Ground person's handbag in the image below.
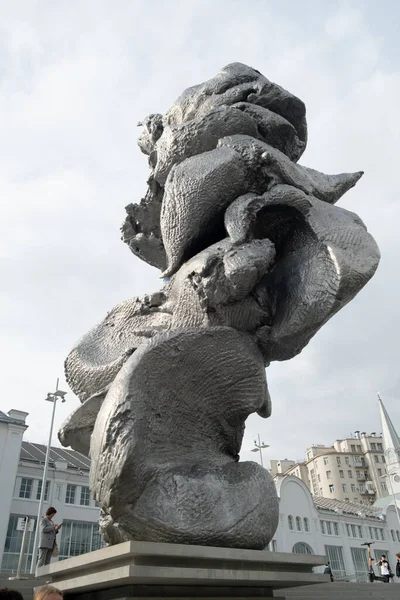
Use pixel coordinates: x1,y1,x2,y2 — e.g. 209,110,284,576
52,543,60,557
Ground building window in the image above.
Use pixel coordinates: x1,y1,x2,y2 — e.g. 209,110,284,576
358,525,363,538
351,524,357,537
336,457,341,466
325,545,346,578
0,514,38,573
324,458,329,465
58,520,105,560
356,471,362,480
350,547,369,582
348,470,353,478
371,443,376,450
19,478,33,499
304,518,309,532
333,522,339,536
36,481,50,502
329,484,334,493
374,455,379,463
326,521,332,535
342,484,347,492
296,516,302,531
379,528,384,540
292,542,313,555
80,486,90,506
391,530,396,542
345,457,350,466
326,471,332,479
377,443,383,451
378,468,382,476
345,497,349,502
351,445,356,452
397,531,400,542
369,527,374,539
381,482,387,491
350,484,355,492
382,456,385,463
339,470,344,478
346,523,351,536
357,445,361,452
65,484,76,504
321,521,326,534
288,515,294,530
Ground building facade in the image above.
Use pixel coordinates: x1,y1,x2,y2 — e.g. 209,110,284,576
270,475,400,583
275,433,388,504
0,410,103,574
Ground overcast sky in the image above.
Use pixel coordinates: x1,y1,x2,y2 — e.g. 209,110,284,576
1,0,399,468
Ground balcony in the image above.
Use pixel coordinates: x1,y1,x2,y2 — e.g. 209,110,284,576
360,485,375,495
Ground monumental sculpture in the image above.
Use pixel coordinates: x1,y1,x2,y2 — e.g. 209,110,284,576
59,63,380,549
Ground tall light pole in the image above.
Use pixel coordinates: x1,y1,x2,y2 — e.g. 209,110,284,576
30,379,67,574
251,434,269,467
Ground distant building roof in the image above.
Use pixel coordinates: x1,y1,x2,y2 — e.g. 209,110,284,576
0,410,28,427
373,493,400,511
313,495,382,520
20,441,90,472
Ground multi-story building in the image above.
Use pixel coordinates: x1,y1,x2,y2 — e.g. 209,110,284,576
0,409,103,574
276,433,388,504
273,396,400,507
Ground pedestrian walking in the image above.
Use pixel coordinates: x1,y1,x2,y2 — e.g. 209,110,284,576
323,561,334,582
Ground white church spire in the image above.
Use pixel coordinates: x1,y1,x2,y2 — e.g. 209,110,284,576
378,393,400,497
378,393,400,461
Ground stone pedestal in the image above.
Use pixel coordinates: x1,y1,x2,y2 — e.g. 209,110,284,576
36,541,328,599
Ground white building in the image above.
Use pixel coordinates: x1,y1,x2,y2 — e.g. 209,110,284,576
373,396,400,513
270,475,400,582
273,433,388,504
0,410,102,574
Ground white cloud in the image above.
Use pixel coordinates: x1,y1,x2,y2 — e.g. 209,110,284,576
1,1,399,466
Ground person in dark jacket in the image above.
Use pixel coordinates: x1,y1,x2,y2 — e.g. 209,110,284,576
324,562,334,582
0,590,24,600
37,507,62,568
396,553,400,578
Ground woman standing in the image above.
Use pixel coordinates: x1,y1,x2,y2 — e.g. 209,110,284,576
37,507,62,568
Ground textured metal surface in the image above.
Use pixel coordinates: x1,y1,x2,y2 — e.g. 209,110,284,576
60,63,380,549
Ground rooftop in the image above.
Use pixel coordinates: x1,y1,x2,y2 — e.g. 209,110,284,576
20,441,90,472
313,495,382,520
0,410,28,427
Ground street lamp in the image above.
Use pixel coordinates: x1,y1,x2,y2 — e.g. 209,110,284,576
251,434,269,467
30,379,67,574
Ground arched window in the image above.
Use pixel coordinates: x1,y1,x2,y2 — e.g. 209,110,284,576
292,542,313,555
397,530,400,542
304,517,309,532
296,516,302,531
288,515,294,530
391,529,396,541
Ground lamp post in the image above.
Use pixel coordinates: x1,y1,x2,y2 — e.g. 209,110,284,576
251,434,269,467
30,379,67,574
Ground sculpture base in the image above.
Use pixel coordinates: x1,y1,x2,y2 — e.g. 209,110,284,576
36,541,327,599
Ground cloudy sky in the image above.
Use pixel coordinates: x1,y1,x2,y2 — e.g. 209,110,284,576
1,0,399,468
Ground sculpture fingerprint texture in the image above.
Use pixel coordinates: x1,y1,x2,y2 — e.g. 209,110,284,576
60,63,380,549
